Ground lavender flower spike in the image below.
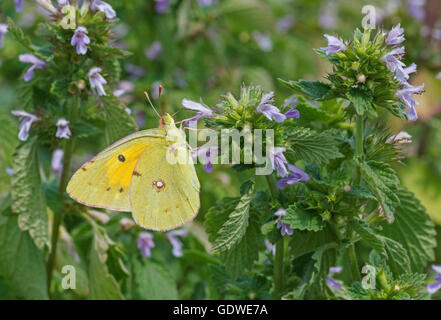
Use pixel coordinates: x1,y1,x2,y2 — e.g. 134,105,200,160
0,24,8,48
71,26,90,55
56,118,72,139
137,232,155,258
386,24,405,46
395,83,425,121
321,34,347,55
256,92,286,123
88,67,107,96
182,98,214,124
427,265,441,294
275,208,293,237
166,229,188,258
11,110,40,141
276,164,309,190
91,0,116,19
19,54,46,82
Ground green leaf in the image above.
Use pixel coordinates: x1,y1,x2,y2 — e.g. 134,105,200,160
289,226,337,257
88,219,124,300
356,160,400,222
103,96,138,144
282,204,324,231
294,96,330,124
50,79,70,101
346,87,373,115
212,180,255,253
378,235,411,275
279,79,333,100
133,258,178,299
379,187,436,272
11,138,49,250
0,204,48,299
284,127,343,165
90,44,132,58
351,219,385,253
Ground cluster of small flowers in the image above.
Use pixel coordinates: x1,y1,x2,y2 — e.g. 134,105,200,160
137,229,188,258
321,24,424,121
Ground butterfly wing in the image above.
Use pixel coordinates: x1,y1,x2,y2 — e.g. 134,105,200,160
66,129,166,211
130,139,200,231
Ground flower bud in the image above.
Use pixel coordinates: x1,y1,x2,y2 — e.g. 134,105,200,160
357,74,366,83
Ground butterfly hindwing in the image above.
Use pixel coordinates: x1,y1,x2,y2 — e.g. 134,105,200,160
130,139,200,231
67,129,166,211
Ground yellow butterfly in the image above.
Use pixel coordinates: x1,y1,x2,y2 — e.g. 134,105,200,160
66,113,200,231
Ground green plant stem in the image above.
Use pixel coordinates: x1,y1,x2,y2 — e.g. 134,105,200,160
46,97,79,296
265,175,285,298
347,114,364,282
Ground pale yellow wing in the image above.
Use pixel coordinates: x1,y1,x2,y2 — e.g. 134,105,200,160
66,129,165,211
130,141,200,231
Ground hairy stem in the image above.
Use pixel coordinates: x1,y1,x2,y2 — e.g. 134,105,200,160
265,175,284,298
46,97,79,296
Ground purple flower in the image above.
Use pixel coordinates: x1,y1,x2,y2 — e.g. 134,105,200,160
0,24,8,48
252,31,273,52
125,63,146,79
269,147,289,177
197,0,212,7
51,149,64,174
88,67,107,96
155,0,170,13
329,266,343,274
145,41,163,60
395,83,425,121
182,98,215,125
407,0,425,21
395,63,417,84
276,15,294,33
256,92,286,123
19,54,46,82
113,81,134,97
137,232,155,258
276,164,309,190
382,47,405,71
193,145,218,173
321,34,346,55
71,26,90,55
56,118,72,139
427,265,441,294
5,168,14,176
326,277,342,291
265,239,275,255
318,1,337,30
166,229,188,258
275,208,293,237
386,24,405,46
58,0,69,5
11,110,40,141
91,0,116,19
15,0,23,12
284,96,300,118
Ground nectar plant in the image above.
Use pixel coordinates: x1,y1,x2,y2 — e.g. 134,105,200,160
201,25,437,299
5,0,135,298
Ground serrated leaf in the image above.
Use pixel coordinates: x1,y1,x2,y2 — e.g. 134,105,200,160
279,79,333,100
378,235,411,275
294,96,330,124
289,226,337,257
351,219,385,253
284,127,343,165
0,204,48,299
90,43,132,58
133,258,178,299
356,160,400,222
212,180,255,253
50,79,70,100
103,96,137,144
11,138,49,250
88,219,124,300
282,204,324,231
346,87,373,116
379,187,436,272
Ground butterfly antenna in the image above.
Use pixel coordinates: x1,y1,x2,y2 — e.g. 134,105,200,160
158,85,164,116
143,91,161,119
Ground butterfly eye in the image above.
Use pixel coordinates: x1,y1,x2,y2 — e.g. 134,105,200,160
118,154,125,162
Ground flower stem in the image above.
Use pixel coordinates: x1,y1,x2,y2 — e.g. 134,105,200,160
264,175,284,298
46,97,79,297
